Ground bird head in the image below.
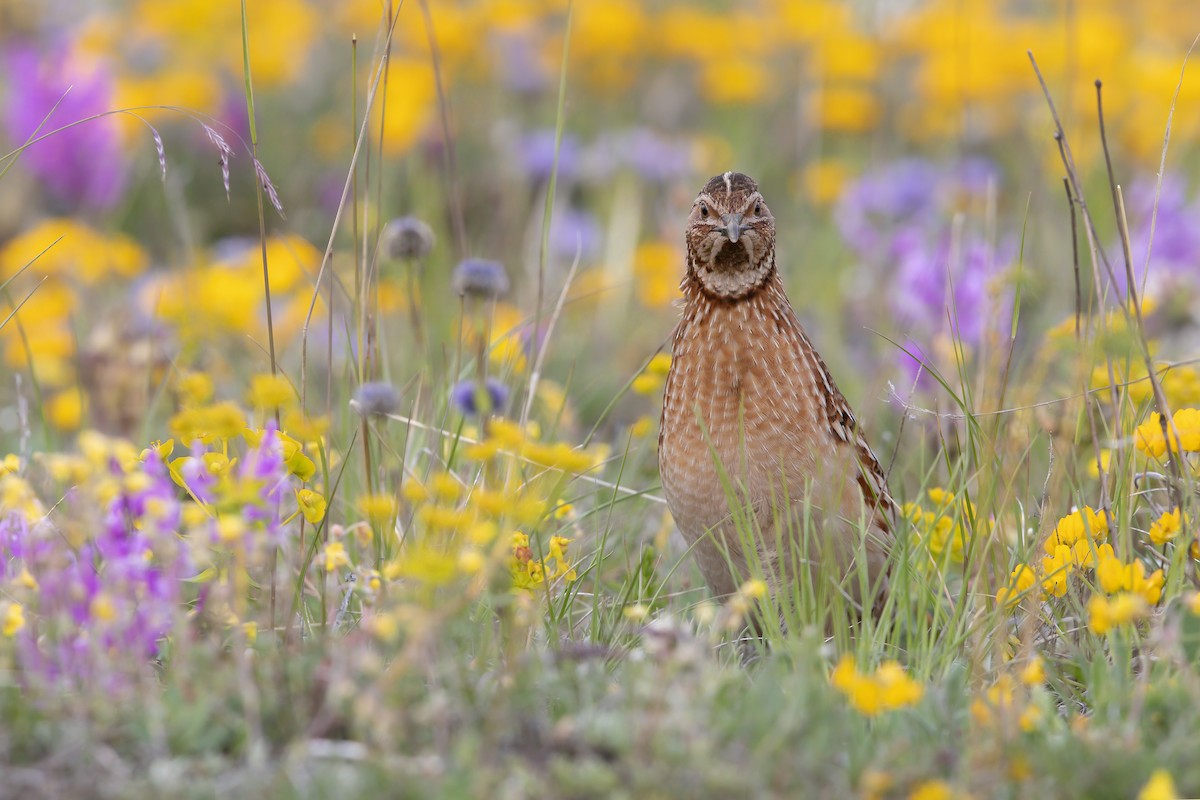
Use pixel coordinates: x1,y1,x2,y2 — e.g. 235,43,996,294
685,171,776,300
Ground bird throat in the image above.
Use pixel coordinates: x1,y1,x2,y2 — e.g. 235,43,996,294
688,242,773,301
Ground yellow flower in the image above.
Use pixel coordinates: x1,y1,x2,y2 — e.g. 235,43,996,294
548,535,571,563
401,479,430,503
909,780,954,800
633,241,683,309
1171,408,1200,451
876,661,924,708
738,578,768,600
0,218,147,283
246,373,294,409
170,402,246,444
1088,592,1149,635
808,86,881,133
91,594,117,622
417,505,472,530
1045,506,1108,553
1189,592,1200,617
699,56,770,104
630,416,654,438
217,516,246,543
996,564,1037,608
1138,769,1178,800
2,603,25,637
1019,657,1045,686
322,541,351,573
801,158,852,206
0,454,21,477
46,391,85,430
1096,546,1164,604
176,372,215,405
487,419,526,449
632,373,665,395
645,353,672,376
458,549,486,575
1135,413,1167,458
1087,449,1112,479
623,604,649,621
464,439,502,461
520,441,594,473
971,674,1041,732
1040,545,1074,598
927,487,954,506
428,472,462,502
831,655,922,716
1148,508,1182,546
296,489,327,524
357,494,397,523
14,568,38,591
281,409,329,443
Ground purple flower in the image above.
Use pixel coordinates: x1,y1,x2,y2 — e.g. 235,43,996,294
617,128,693,183
891,234,1008,346
549,208,602,263
588,128,693,184
353,382,402,417
518,129,580,182
453,258,510,299
1114,176,1200,295
450,378,510,417
835,158,943,258
493,31,549,95
3,44,128,211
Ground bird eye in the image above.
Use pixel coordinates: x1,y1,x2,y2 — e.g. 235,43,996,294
699,202,708,218
754,202,762,215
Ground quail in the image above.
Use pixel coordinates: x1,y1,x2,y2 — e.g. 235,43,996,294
658,172,897,615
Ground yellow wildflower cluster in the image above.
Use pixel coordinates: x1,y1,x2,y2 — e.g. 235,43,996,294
484,304,532,373
0,219,149,412
509,531,576,590
633,242,684,310
1138,770,1179,800
1147,508,1182,546
1088,593,1149,636
2,603,25,638
1091,362,1200,410
1135,409,1200,458
149,235,324,347
970,674,1042,733
830,655,923,716
470,418,601,475
996,506,1110,605
902,487,973,563
632,353,672,396
1095,545,1164,605
393,419,592,593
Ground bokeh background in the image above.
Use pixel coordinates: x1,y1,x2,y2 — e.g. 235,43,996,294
3,0,1200,442
5,3,1200,797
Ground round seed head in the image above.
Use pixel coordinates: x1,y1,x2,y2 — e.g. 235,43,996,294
452,258,509,299
450,378,510,417
352,382,401,417
383,216,435,261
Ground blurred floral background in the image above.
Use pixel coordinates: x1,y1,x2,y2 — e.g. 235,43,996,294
3,1,1200,797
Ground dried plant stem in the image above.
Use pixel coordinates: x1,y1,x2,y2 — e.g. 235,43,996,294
239,0,283,636
1029,52,1185,513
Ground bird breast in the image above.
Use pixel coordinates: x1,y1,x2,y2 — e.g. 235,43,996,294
659,281,850,543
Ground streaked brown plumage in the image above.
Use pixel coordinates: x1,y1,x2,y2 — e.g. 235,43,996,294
658,172,896,612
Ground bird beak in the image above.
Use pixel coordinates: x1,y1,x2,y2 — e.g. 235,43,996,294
721,213,745,244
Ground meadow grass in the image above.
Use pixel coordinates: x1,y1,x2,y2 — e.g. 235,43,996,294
2,3,1200,799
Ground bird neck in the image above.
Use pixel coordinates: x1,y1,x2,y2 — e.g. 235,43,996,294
680,261,786,309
